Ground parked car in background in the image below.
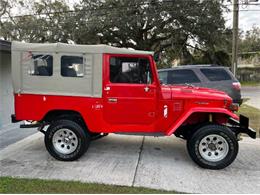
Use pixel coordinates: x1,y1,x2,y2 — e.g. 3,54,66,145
158,65,242,104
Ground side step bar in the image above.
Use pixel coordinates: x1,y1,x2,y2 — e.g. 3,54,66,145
91,133,108,141
20,121,47,135
20,123,43,128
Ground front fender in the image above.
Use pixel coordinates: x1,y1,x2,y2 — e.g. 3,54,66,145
166,107,239,136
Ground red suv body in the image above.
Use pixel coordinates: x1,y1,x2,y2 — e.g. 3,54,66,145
11,42,256,169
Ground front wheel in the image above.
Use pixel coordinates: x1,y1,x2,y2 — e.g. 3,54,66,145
187,124,238,169
45,119,90,161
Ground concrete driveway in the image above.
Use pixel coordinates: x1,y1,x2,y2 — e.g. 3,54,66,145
0,125,36,150
0,133,260,193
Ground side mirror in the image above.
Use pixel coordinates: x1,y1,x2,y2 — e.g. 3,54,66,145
153,52,161,62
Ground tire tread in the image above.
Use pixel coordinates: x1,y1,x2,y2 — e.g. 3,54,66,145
187,124,238,169
44,119,90,161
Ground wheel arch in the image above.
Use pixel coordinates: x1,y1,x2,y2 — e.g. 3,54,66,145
167,107,239,136
42,109,90,132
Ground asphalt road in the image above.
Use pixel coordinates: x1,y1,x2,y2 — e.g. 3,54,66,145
0,133,259,193
242,86,260,109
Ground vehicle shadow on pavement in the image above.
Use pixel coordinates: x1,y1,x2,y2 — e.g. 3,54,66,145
0,133,259,193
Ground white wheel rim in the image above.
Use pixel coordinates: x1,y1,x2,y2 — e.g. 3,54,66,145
198,134,229,162
52,128,78,155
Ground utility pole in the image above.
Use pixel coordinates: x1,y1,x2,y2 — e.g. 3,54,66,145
231,0,239,77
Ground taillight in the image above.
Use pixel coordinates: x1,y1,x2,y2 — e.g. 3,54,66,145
229,103,239,111
232,82,241,91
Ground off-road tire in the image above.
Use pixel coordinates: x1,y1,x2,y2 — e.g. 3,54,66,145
187,124,238,169
45,119,90,161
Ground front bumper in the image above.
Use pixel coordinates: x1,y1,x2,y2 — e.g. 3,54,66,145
229,114,256,139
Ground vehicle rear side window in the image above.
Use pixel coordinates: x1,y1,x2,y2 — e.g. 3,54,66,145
110,57,153,84
158,71,168,84
200,68,231,81
61,56,84,77
168,69,200,84
26,54,53,76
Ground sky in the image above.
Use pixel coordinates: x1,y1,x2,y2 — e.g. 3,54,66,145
224,3,260,32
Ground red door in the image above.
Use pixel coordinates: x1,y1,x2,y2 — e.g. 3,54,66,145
103,54,158,128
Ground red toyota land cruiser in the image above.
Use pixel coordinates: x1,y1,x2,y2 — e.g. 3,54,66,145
11,41,256,169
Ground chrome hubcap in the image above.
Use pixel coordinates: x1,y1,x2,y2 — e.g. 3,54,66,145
52,129,78,154
198,134,229,162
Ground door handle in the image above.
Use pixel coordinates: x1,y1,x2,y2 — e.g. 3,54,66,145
108,98,117,103
104,86,111,91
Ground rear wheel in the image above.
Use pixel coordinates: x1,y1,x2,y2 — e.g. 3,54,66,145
45,119,90,161
187,124,238,169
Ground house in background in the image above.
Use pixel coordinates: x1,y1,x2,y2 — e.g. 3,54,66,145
0,40,13,129
237,51,260,82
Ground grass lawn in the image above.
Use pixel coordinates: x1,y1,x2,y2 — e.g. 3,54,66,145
237,104,260,137
0,177,177,194
241,81,260,87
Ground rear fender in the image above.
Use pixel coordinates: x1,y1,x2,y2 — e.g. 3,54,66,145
166,107,239,136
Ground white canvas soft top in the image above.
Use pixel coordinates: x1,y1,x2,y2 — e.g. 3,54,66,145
11,41,154,97
12,41,154,55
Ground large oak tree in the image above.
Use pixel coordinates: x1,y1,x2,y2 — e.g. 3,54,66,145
0,0,230,65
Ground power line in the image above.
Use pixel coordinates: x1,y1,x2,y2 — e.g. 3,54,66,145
235,9,260,11
0,9,234,22
1,4,259,20
0,0,227,29
0,5,258,32
1,1,258,34
0,0,225,19
0,3,224,45
235,3,260,5
1,2,254,31
1,9,223,29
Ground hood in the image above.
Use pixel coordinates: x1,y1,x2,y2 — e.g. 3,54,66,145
161,85,232,102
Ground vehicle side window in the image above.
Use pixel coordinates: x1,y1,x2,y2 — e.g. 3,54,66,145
61,56,84,77
200,68,231,81
110,57,153,84
158,71,168,84
168,69,200,84
28,54,53,76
